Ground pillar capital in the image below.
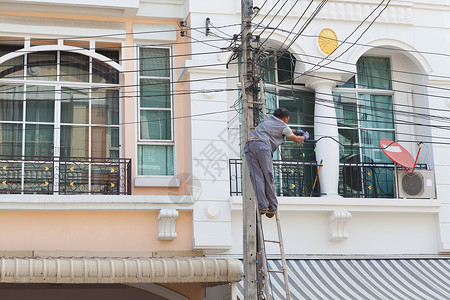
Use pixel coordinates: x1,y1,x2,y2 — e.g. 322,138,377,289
305,77,339,91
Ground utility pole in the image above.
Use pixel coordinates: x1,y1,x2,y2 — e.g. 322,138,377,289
241,0,260,299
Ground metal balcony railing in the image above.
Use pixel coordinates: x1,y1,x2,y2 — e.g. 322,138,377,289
230,159,428,198
229,159,321,197
339,162,427,198
0,156,131,195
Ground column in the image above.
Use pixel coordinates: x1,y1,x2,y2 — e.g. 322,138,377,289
307,78,340,197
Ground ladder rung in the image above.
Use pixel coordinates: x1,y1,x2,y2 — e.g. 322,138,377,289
268,270,284,273
264,239,280,244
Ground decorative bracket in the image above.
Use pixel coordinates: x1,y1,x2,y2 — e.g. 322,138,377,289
329,210,351,241
158,209,179,240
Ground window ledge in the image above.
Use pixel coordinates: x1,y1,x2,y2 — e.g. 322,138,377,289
230,196,440,213
135,176,180,187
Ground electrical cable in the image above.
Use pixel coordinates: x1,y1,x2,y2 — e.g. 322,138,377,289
263,85,450,132
260,43,450,81
256,0,329,82
0,23,242,44
301,0,391,76
255,0,315,62
253,0,304,53
252,0,286,38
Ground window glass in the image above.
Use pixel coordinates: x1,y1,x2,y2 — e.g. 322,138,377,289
60,125,88,157
258,52,276,84
338,128,359,163
96,48,120,63
337,76,355,88
140,110,171,140
61,87,89,124
92,59,119,84
0,85,23,121
26,85,55,122
0,56,24,79
336,56,395,198
334,93,357,127
361,130,395,163
138,145,174,175
91,88,119,125
138,47,174,176
357,57,391,89
139,48,170,77
60,52,89,83
359,94,394,129
91,126,118,158
27,51,57,81
278,90,314,126
277,52,296,84
140,79,171,108
0,123,22,156
25,124,54,156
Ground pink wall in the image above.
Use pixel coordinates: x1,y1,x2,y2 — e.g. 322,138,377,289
0,211,193,252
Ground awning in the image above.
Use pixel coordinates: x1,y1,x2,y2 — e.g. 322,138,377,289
0,257,241,284
237,258,450,300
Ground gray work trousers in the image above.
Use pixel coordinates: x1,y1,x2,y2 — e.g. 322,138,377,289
244,140,278,210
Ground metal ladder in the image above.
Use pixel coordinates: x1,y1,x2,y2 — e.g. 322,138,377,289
256,210,291,300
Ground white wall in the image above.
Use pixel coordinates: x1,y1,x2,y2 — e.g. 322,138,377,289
187,0,450,255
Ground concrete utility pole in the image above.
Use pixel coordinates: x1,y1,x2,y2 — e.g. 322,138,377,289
241,0,260,299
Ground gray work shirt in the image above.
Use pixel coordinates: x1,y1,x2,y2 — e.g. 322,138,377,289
249,115,293,152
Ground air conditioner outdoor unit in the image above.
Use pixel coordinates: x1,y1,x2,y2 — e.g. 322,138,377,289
397,169,436,199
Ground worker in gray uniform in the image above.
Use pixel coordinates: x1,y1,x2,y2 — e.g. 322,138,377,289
244,108,308,218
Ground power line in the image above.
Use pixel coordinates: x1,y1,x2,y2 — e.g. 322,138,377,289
255,0,315,61
301,0,391,76
0,23,242,44
256,0,329,82
261,44,450,81
253,0,301,49
264,88,450,133
263,81,450,127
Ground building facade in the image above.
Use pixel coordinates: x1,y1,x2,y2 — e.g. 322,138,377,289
0,0,241,299
1,0,450,299
184,0,450,299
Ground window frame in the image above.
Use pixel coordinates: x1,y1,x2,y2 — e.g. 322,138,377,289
136,45,175,177
334,56,396,164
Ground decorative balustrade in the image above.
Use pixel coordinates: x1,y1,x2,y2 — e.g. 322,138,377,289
0,156,131,195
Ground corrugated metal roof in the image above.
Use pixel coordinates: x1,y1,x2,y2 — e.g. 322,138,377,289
0,257,241,284
237,258,450,300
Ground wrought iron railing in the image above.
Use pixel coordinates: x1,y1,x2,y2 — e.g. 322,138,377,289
0,156,131,195
339,162,428,198
229,159,321,197
230,159,428,198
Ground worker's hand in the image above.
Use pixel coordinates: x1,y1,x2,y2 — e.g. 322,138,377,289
295,130,309,140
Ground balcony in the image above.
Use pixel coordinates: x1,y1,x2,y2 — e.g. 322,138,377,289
229,159,428,198
339,161,427,198
229,159,321,197
0,156,131,195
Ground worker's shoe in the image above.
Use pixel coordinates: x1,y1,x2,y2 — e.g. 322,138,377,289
265,208,276,218
259,208,270,215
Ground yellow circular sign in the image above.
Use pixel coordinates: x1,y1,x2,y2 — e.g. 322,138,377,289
318,28,338,55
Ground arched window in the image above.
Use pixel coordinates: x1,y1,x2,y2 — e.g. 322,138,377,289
256,50,317,196
334,56,395,197
0,46,120,159
0,41,124,194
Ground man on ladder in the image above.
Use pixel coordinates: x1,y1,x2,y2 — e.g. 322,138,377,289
244,108,309,218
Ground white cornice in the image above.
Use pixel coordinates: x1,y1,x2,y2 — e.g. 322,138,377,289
231,196,441,213
0,195,194,210
253,0,418,24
